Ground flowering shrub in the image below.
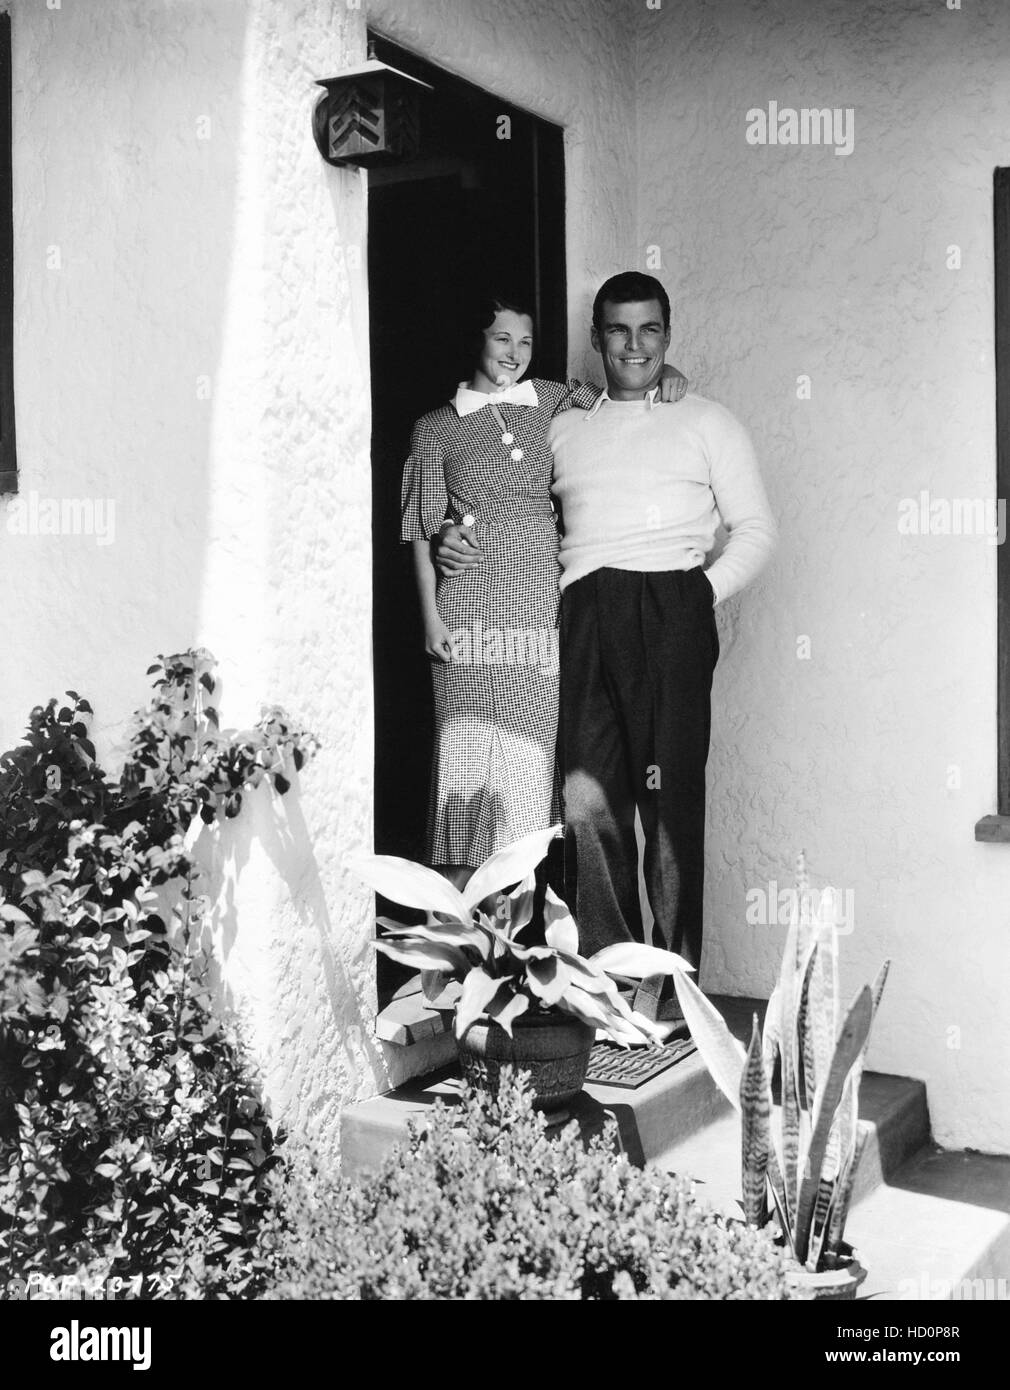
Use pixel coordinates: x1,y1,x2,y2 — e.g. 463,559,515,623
0,651,317,1297
253,1070,796,1301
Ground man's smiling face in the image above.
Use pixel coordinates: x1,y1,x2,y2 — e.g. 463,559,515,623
591,298,672,400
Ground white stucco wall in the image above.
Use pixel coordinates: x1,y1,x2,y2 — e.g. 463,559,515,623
636,0,1010,1151
2,0,382,1145
6,0,1008,1155
1,0,637,1150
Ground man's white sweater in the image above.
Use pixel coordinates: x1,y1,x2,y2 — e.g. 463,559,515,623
548,390,777,602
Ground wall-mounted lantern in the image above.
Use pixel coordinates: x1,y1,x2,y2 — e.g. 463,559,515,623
312,49,433,170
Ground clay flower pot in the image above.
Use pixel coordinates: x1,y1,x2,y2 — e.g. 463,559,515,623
786,1244,868,1301
456,1011,595,1114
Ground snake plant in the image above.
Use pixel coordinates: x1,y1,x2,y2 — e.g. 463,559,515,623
672,855,889,1272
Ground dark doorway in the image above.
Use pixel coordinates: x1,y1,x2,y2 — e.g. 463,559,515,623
367,36,567,997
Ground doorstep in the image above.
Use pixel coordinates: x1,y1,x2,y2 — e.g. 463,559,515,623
341,993,757,1179
343,992,1010,1301
342,994,925,1182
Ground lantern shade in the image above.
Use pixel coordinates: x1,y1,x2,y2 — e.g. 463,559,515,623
313,60,432,169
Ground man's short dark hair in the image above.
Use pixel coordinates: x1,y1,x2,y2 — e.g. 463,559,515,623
592,272,670,334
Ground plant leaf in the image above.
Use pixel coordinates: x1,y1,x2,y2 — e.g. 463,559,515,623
741,1016,771,1227
809,1073,854,1266
348,852,469,919
811,912,838,1099
557,989,653,1045
504,873,536,935
826,1121,870,1255
373,937,471,975
761,982,782,1090
794,984,874,1265
870,958,890,1019
557,955,624,998
485,988,530,1036
812,959,888,1263
455,969,510,1040
543,886,578,954
460,825,559,912
525,953,571,1007
376,915,490,959
420,969,447,1005
591,942,695,979
671,970,745,1107
780,900,822,1221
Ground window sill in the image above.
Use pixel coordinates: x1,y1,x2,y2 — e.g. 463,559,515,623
974,815,1010,843
374,976,453,1046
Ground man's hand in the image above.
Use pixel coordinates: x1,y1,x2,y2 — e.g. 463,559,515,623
658,364,689,403
424,617,455,662
435,523,483,576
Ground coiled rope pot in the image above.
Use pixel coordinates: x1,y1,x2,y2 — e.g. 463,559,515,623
456,1011,596,1119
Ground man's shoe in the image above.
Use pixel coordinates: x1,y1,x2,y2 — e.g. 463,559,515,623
632,977,685,1025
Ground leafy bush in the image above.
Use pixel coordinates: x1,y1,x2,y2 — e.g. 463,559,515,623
0,651,797,1301
0,651,317,1297
253,1070,797,1301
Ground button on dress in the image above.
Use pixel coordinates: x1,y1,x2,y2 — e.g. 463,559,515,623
401,377,600,868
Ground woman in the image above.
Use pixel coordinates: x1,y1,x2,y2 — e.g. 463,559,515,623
401,296,684,889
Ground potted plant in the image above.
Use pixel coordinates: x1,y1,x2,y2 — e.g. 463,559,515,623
668,858,890,1299
349,826,691,1113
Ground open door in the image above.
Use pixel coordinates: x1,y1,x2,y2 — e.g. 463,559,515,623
367,35,566,1001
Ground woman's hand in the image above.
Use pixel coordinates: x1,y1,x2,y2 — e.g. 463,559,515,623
424,617,455,663
658,364,689,403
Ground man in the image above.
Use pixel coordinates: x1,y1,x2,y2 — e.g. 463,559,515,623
440,272,776,1029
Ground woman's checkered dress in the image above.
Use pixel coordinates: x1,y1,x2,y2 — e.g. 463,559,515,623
401,378,600,868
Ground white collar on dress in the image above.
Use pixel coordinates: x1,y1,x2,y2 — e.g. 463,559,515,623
453,379,539,417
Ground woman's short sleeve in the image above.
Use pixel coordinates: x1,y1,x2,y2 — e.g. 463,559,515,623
400,416,449,542
551,378,603,415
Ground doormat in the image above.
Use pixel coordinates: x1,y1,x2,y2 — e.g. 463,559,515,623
585,1035,697,1089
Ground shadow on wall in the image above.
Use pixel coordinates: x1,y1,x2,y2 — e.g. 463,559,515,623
1,0,249,759
198,776,388,1108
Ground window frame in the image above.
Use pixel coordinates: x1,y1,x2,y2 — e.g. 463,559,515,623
0,11,15,496
975,168,1010,840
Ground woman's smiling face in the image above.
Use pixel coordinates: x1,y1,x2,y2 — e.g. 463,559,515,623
471,310,534,393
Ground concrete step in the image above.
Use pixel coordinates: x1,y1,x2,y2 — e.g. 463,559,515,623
341,993,743,1177
846,1147,1010,1300
341,992,1010,1298
653,1070,930,1213
341,994,927,1185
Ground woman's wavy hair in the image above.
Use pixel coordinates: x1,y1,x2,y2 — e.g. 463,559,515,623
468,293,536,356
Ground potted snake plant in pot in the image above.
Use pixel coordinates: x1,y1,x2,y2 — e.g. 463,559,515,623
669,857,890,1300
349,825,692,1114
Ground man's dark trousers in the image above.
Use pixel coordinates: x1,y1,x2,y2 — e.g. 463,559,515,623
559,566,719,1011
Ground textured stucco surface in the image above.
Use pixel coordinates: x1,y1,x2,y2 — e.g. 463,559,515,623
1,0,638,1151
5,0,1009,1155
636,0,1010,1151
2,0,383,1145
